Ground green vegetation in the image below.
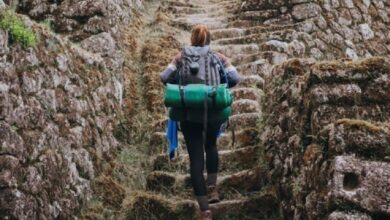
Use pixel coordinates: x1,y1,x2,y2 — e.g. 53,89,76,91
40,19,54,31
0,9,37,48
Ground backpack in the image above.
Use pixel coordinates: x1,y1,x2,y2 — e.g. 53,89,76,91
164,46,232,123
177,46,224,86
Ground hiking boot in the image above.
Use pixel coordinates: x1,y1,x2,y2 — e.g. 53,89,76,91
199,210,212,220
208,185,220,203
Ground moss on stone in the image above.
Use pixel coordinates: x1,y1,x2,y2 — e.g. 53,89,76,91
336,118,383,133
350,57,390,74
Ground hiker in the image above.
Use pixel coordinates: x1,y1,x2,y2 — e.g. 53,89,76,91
160,24,240,220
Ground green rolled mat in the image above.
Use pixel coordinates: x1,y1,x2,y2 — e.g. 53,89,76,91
164,83,233,109
169,107,231,123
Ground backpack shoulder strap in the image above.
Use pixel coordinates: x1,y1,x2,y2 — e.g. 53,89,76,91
213,53,228,85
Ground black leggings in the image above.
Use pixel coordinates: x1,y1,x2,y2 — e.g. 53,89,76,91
181,121,220,196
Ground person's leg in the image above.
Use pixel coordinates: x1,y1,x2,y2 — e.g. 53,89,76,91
181,121,209,211
205,123,221,187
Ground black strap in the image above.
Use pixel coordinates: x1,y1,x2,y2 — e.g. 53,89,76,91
202,55,210,150
179,85,186,108
178,51,187,120
215,55,229,85
203,91,208,151
209,85,217,108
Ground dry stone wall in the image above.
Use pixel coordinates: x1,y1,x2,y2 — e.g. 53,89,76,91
262,58,390,219
240,0,390,60
5,0,143,41
238,1,390,219
0,1,142,218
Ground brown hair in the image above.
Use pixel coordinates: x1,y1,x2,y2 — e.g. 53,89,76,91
191,24,211,46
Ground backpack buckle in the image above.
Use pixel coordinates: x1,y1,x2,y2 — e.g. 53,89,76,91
189,62,200,75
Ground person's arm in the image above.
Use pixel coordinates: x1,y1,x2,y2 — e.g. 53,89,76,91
160,53,181,85
215,52,241,88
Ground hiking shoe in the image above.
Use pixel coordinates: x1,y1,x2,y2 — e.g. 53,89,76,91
199,210,212,220
208,185,220,203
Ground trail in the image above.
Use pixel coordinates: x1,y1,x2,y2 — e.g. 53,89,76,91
127,0,293,219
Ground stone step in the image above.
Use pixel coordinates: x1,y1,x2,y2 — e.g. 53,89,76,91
163,0,239,9
215,28,295,45
231,50,288,66
162,1,198,8
239,9,280,21
165,5,207,15
172,7,230,17
146,167,264,197
231,52,286,66
128,190,279,220
229,19,265,28
231,87,263,101
214,33,265,45
152,145,260,173
244,23,299,35
217,128,260,149
172,19,228,31
173,16,229,30
235,58,273,77
212,44,259,58
231,99,261,115
231,53,262,65
211,28,246,40
149,131,185,154
210,191,279,219
229,113,262,130
237,75,265,89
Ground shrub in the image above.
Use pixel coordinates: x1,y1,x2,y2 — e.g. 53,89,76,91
0,9,37,48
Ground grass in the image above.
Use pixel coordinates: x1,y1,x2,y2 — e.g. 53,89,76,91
0,9,37,48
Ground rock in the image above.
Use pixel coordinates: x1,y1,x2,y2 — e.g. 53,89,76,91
364,74,390,103
288,40,306,57
345,48,358,60
329,156,390,215
308,84,362,107
359,23,375,40
80,32,116,55
56,54,68,72
291,3,322,21
341,0,355,8
0,29,8,54
328,211,372,220
310,47,324,59
362,0,371,7
265,40,288,52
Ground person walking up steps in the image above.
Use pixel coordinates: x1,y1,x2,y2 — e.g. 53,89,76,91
160,24,241,220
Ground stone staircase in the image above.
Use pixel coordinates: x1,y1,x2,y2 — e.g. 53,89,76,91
126,0,296,219
124,0,390,219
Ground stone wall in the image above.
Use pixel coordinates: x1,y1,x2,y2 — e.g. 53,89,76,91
238,2,390,217
240,0,390,60
261,57,390,219
0,1,142,218
5,0,143,41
